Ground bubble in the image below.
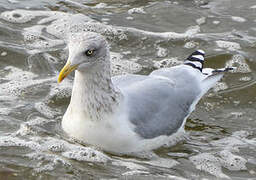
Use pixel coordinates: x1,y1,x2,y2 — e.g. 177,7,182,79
46,14,127,41
218,150,247,171
110,52,142,75
190,131,256,178
128,7,146,15
184,41,198,49
225,54,251,73
156,46,168,58
229,112,243,118
1,10,128,51
46,84,72,104
216,40,241,51
0,136,41,150
213,82,228,92
190,153,230,179
0,9,34,23
153,57,182,69
62,147,110,163
239,76,251,82
0,66,55,97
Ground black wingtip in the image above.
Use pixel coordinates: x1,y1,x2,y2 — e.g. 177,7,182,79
191,49,205,57
184,49,205,72
212,67,236,73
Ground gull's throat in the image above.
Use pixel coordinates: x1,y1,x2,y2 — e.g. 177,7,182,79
69,62,122,121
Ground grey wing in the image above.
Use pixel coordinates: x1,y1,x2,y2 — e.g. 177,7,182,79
113,67,202,139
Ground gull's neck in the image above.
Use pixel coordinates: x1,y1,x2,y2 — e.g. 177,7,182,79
69,60,122,121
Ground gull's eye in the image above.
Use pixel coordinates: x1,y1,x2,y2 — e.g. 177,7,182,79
85,49,95,56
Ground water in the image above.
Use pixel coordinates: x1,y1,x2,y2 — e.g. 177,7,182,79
0,0,256,179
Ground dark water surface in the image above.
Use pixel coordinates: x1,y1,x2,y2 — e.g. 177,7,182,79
0,0,256,179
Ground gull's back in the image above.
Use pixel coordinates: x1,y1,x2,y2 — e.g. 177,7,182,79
112,50,232,139
113,65,201,139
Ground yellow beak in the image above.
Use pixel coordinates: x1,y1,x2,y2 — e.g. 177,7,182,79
58,60,78,83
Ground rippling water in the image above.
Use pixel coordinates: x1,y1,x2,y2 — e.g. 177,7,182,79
0,0,256,179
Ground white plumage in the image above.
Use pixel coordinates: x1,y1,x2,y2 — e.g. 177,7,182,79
58,32,233,153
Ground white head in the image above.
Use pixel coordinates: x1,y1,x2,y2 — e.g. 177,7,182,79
58,32,109,83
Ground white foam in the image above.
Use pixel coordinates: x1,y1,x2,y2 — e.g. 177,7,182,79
128,7,146,15
216,40,241,51
34,102,61,119
1,9,128,52
190,153,230,179
153,57,182,69
112,160,147,171
231,16,246,23
185,25,201,37
16,116,54,136
156,46,168,58
213,82,228,92
110,52,142,75
1,51,7,56
212,20,220,25
93,3,108,9
218,150,247,171
0,136,41,150
0,66,55,97
196,17,206,25
225,54,251,73
126,16,134,20
190,130,256,178
62,148,110,163
239,76,252,81
210,131,256,151
124,25,198,40
167,175,187,180
0,9,35,23
229,112,243,118
3,66,37,80
122,170,149,176
146,157,179,169
167,152,189,158
46,83,72,104
46,14,126,41
184,41,198,49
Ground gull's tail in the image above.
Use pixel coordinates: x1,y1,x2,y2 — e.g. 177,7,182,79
184,49,205,72
184,49,235,95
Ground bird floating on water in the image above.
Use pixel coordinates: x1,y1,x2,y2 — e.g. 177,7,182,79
58,32,233,153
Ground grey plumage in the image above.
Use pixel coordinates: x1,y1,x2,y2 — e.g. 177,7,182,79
59,32,234,153
113,67,201,139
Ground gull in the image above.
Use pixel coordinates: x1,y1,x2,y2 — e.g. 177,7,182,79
58,32,233,154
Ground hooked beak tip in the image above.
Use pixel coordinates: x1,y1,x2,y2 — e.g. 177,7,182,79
58,61,77,83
